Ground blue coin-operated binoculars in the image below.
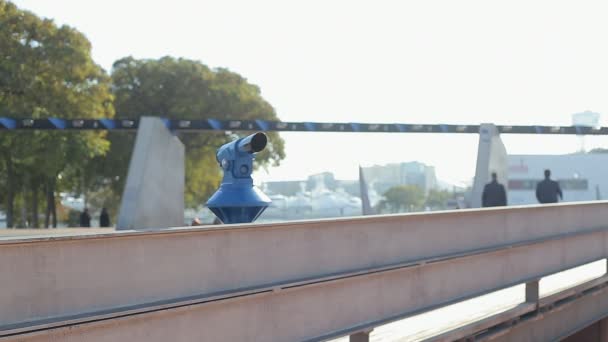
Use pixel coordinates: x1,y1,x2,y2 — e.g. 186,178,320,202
207,132,271,224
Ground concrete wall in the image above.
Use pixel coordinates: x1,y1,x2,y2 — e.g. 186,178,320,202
117,117,185,230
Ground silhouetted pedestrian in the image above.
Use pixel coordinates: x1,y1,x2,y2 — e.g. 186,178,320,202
482,172,507,207
536,169,563,203
79,208,91,227
99,208,110,227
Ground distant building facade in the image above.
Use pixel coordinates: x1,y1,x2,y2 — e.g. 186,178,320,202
507,153,608,205
261,172,362,221
264,172,340,197
362,161,437,194
263,180,303,197
259,162,439,221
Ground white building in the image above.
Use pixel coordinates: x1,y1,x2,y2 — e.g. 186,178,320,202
507,154,608,205
362,161,437,194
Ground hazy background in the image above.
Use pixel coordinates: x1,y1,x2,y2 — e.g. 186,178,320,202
13,0,608,185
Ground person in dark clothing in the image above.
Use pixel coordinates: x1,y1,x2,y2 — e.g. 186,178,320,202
79,208,91,227
536,169,563,203
99,208,111,227
482,172,507,207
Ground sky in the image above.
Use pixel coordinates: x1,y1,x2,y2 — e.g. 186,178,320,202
11,0,608,185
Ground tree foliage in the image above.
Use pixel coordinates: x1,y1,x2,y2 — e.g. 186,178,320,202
107,56,285,208
0,1,286,226
425,189,452,210
377,185,425,213
0,0,114,227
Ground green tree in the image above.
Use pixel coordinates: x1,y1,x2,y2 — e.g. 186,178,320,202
377,185,425,213
425,189,452,210
0,1,114,227
107,56,285,208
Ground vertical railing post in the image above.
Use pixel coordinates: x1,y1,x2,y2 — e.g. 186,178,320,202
350,329,373,342
526,279,540,309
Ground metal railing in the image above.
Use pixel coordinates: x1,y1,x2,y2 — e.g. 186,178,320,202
2,117,608,134
1,201,608,341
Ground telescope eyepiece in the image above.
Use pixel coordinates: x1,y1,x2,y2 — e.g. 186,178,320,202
249,132,267,152
239,132,267,153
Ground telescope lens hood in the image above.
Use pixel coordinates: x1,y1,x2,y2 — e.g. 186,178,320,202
250,132,267,152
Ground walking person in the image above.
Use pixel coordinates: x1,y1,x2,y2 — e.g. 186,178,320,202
482,172,507,207
535,169,563,204
99,207,111,227
79,208,91,227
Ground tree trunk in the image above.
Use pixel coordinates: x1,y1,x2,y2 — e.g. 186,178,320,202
82,172,88,209
50,178,57,228
20,204,27,228
45,179,53,228
5,156,14,228
31,180,39,228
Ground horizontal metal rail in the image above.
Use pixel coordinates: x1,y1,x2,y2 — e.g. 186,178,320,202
477,279,608,341
1,202,606,329
2,225,608,341
427,274,608,341
1,117,608,134
0,228,601,337
425,303,537,342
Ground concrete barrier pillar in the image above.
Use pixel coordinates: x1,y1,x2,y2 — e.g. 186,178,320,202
117,117,185,230
471,123,508,208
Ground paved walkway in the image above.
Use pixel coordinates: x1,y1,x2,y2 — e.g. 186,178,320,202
0,227,116,238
